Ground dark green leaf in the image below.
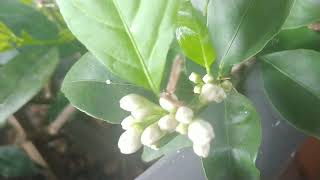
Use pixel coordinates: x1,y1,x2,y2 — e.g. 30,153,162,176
62,53,153,124
284,0,320,29
260,49,320,137
261,27,320,54
56,0,181,93
202,91,261,180
207,0,294,76
141,135,192,162
0,47,59,124
0,145,39,177
0,0,58,40
176,1,216,72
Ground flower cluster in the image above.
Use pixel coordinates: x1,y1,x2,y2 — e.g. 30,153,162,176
117,73,232,158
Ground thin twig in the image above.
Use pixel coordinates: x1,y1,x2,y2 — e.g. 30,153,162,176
48,104,76,135
166,55,184,94
308,23,320,32
8,116,57,180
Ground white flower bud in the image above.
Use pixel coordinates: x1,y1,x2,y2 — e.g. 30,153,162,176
118,128,142,154
131,108,153,120
158,115,178,132
221,80,233,92
189,72,201,83
175,106,194,124
193,143,210,158
159,97,177,112
193,85,202,94
188,119,214,145
202,74,214,83
175,123,188,135
141,124,164,146
200,83,226,103
119,94,147,112
121,116,136,130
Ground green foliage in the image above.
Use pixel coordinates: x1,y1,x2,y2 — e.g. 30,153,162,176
284,0,320,29
0,145,39,177
0,47,59,124
261,49,320,138
202,91,261,180
56,0,181,93
207,0,295,76
176,1,216,73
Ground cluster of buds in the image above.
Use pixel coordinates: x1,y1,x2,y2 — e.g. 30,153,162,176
117,93,215,158
188,72,231,103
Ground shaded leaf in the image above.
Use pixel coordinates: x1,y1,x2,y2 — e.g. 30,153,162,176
202,91,261,180
261,49,320,137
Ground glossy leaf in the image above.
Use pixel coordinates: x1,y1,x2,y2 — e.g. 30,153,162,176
261,50,320,137
261,27,320,54
0,22,18,51
207,0,294,76
202,91,261,180
142,135,192,162
0,145,39,177
284,0,320,29
0,0,58,40
176,1,216,72
62,53,153,124
0,48,59,124
56,0,180,93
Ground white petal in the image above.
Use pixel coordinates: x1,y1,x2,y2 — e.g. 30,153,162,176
158,115,178,132
188,119,214,145
119,94,147,112
131,108,153,120
121,116,135,130
159,97,177,112
193,143,210,158
118,128,142,154
175,106,194,124
202,74,214,84
141,124,164,146
193,85,202,94
175,123,188,135
189,72,201,83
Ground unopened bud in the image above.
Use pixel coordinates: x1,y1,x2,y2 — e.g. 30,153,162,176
202,74,214,83
188,119,214,145
120,94,148,112
121,116,136,130
159,97,177,112
175,106,194,124
189,72,201,83
158,115,179,132
175,123,188,135
193,143,210,158
118,128,142,154
131,108,153,120
193,85,202,94
141,124,164,146
200,83,226,103
221,80,233,92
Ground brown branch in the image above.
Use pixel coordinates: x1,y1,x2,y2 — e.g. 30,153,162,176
48,104,76,135
308,23,320,32
8,116,57,180
166,55,184,95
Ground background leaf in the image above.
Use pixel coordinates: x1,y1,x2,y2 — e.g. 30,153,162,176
56,0,181,93
260,49,320,138
0,47,59,124
176,1,216,72
202,91,261,180
207,0,294,76
0,145,39,177
0,0,58,40
283,0,320,29
62,53,153,124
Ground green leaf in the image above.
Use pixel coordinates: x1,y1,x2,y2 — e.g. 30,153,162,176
62,53,153,124
56,0,181,93
176,1,216,73
261,26,320,54
207,0,294,76
283,0,320,29
0,47,59,124
0,0,58,40
0,22,18,52
0,145,39,177
141,135,192,162
202,91,261,180
260,49,320,138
